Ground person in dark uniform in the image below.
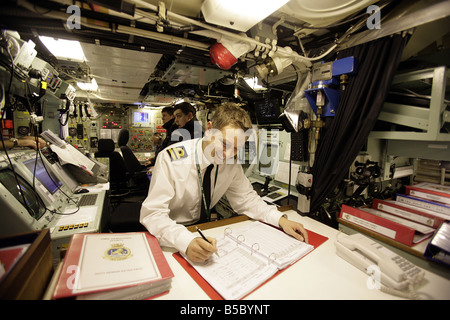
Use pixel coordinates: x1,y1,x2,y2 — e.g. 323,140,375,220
169,102,203,146
148,106,177,167
160,106,177,150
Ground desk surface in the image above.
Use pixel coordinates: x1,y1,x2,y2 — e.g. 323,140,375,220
157,210,450,300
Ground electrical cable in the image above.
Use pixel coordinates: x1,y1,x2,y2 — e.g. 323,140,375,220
0,42,40,218
0,40,79,218
36,148,81,216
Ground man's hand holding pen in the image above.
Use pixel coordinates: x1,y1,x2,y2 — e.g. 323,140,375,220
186,227,218,263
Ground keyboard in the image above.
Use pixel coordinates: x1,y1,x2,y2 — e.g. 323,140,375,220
78,194,98,206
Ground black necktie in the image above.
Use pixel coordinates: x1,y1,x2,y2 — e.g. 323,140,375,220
199,164,214,223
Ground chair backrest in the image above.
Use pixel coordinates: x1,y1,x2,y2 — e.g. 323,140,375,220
96,138,115,155
117,128,129,147
120,146,144,173
95,139,128,183
118,129,143,174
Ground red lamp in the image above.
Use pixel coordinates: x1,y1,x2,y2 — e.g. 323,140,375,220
209,42,237,70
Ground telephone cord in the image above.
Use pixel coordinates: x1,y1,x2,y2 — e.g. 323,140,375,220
379,275,421,300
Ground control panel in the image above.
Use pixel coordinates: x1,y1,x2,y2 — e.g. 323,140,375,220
128,128,153,152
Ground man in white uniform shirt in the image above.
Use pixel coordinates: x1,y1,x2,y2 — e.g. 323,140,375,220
140,103,309,262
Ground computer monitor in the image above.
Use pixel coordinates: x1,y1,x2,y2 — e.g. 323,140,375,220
0,166,52,236
134,111,149,124
254,97,281,125
0,168,46,220
6,151,70,209
22,157,63,195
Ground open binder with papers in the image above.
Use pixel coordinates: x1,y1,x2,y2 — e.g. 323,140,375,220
221,221,314,269
174,221,328,300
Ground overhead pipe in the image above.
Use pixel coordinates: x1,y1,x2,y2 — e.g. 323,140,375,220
21,0,332,69
128,0,329,67
19,0,334,72
115,25,209,51
130,0,274,50
18,0,210,52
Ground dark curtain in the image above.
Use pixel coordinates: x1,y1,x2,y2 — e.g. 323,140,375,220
310,34,410,219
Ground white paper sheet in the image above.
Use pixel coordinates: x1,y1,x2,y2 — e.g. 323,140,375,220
73,233,161,294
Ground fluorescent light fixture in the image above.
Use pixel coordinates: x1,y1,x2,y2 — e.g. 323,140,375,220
201,0,289,32
77,78,98,91
39,36,85,62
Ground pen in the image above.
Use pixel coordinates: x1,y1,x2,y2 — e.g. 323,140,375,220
195,226,210,243
196,227,219,257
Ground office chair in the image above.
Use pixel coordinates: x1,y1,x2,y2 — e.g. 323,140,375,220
117,129,150,188
95,139,147,232
94,139,130,195
118,129,146,172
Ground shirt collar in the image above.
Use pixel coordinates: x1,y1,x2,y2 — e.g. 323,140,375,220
197,137,214,170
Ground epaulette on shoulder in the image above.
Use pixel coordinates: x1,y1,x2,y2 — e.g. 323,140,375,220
166,145,188,161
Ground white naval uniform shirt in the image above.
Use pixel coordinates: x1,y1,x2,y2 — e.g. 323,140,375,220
140,138,284,255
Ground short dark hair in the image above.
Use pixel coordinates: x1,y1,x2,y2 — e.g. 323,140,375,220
173,102,196,116
161,106,174,115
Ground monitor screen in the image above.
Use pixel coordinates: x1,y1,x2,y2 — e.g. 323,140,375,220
23,158,63,194
258,143,279,176
255,97,281,124
0,168,46,220
134,111,149,123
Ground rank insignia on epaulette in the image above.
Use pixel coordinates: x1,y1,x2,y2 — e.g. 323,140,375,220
167,146,188,161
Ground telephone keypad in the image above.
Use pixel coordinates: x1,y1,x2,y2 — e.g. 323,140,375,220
392,256,421,278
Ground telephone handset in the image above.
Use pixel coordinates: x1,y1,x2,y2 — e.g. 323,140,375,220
335,233,425,297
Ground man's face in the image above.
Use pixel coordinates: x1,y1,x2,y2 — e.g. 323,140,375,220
174,109,192,128
161,111,173,124
204,125,248,164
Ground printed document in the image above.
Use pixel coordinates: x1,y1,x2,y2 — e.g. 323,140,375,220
188,221,314,300
73,233,161,294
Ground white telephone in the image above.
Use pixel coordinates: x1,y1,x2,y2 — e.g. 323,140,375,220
335,233,425,298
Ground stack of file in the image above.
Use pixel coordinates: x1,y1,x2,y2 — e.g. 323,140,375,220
339,205,435,246
400,182,450,215
340,182,450,247
372,198,448,229
52,232,173,300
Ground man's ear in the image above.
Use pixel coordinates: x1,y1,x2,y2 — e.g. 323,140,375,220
206,121,213,131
